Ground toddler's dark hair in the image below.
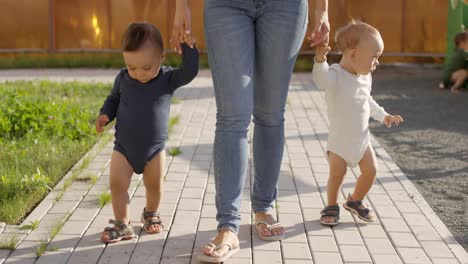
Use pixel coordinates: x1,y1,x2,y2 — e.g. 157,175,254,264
122,22,164,52
454,31,468,47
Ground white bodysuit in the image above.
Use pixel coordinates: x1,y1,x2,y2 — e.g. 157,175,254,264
312,61,388,167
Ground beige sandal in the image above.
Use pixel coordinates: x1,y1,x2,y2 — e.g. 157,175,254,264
255,221,285,241
198,242,240,263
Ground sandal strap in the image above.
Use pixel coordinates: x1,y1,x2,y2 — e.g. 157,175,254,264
320,205,340,216
145,219,163,226
149,218,162,223
104,226,126,240
108,229,119,240
141,209,164,229
346,199,364,208
143,210,160,218
205,243,217,249
108,219,130,229
214,242,233,251
255,221,283,231
346,199,372,218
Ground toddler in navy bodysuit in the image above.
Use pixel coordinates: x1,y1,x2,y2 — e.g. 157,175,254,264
95,22,198,243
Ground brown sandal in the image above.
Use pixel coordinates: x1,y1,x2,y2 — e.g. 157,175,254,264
343,194,376,222
320,205,340,226
141,208,164,234
101,219,135,243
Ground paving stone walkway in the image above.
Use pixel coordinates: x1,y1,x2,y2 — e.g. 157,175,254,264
0,70,467,264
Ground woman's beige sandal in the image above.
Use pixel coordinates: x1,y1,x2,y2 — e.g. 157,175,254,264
101,219,136,243
198,242,240,263
255,221,285,241
141,208,164,234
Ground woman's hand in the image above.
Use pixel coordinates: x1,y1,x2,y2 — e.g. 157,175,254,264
308,10,330,47
171,0,192,54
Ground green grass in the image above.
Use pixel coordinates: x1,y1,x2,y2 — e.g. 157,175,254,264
293,56,314,72
168,116,180,135
35,241,48,257
80,157,91,171
98,192,112,208
168,147,182,156
0,52,210,69
61,176,76,195
89,175,99,185
21,220,40,230
0,235,18,250
0,80,111,224
36,216,67,256
50,218,66,239
76,173,98,185
171,97,181,104
54,156,92,203
97,132,114,149
0,52,318,71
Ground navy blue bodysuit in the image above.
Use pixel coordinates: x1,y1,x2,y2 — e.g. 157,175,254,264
100,43,199,174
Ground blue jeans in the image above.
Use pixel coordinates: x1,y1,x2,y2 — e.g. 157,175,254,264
204,0,308,234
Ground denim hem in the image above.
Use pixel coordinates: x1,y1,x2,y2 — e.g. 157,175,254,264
217,225,239,235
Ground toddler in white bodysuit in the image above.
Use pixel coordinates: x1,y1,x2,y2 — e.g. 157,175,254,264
312,21,404,226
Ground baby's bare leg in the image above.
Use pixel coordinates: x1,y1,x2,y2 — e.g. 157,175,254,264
326,151,348,206
110,151,134,222
352,146,377,200
142,150,165,233
321,152,347,224
101,151,134,241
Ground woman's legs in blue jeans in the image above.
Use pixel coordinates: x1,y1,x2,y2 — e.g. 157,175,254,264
203,0,308,253
252,0,308,210
204,0,256,235
252,0,308,237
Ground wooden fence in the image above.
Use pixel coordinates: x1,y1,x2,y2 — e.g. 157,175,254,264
0,0,448,57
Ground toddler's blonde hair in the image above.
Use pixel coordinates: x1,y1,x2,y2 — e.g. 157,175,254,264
334,20,380,52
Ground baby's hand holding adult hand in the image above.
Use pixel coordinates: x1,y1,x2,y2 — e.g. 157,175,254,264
315,45,330,62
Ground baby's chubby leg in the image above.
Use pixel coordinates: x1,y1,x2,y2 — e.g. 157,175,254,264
345,145,377,222
142,150,165,233
326,151,348,206
101,151,134,241
352,146,377,200
110,151,134,223
321,151,347,225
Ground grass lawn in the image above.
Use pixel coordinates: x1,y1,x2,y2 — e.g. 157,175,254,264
0,52,316,72
0,80,110,224
0,53,210,70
